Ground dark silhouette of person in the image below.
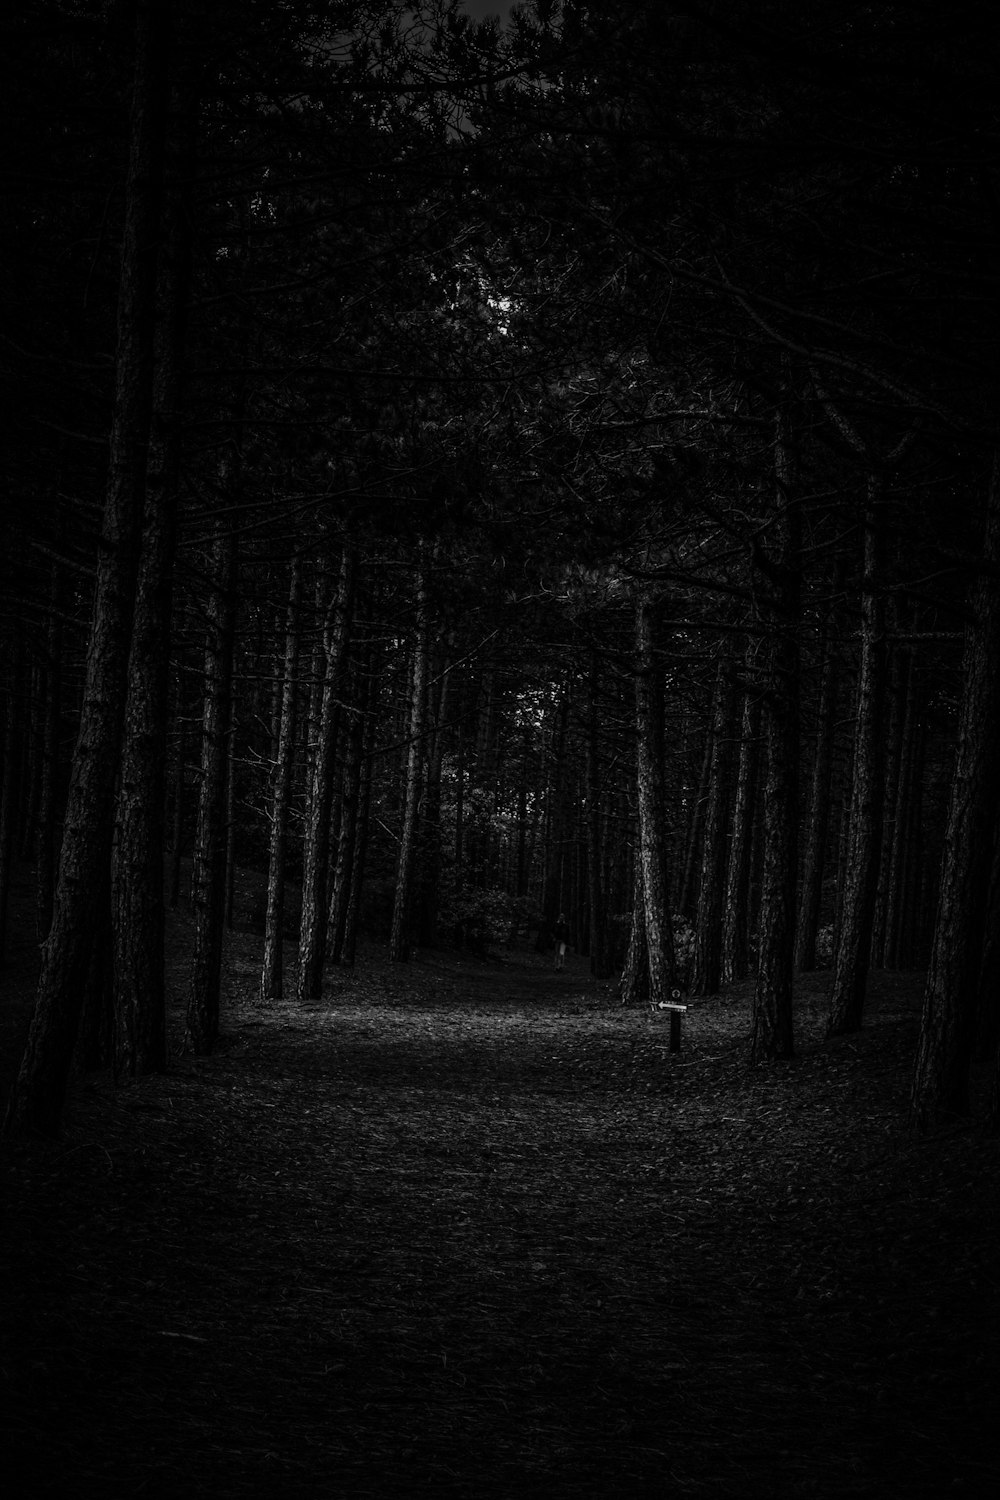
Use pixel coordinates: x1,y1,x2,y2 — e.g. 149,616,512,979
553,913,570,970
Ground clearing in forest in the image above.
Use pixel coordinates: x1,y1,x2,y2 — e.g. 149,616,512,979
2,937,998,1498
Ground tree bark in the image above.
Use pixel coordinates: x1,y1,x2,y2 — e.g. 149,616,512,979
36,563,64,943
586,651,612,978
911,461,1000,1128
795,566,844,970
618,845,650,1005
4,0,168,1135
390,562,430,962
634,591,676,1007
870,637,909,967
690,658,737,996
261,558,302,1001
540,683,571,931
297,549,355,998
0,653,24,967
751,408,802,1064
186,524,237,1055
338,666,378,969
168,705,186,910
882,653,920,970
416,649,450,948
828,482,888,1036
112,78,195,1076
722,677,761,986
327,652,371,964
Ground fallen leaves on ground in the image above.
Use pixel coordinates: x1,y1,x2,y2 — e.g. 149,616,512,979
1,929,998,1498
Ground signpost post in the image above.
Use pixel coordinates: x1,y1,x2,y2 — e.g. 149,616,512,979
657,987,689,1052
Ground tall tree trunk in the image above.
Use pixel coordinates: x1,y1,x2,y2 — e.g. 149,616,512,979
634,591,675,1007
454,723,465,887
540,683,571,931
912,463,1000,1129
261,559,302,1001
327,652,371,964
751,408,802,1063
4,0,167,1135
0,652,24,967
338,665,378,969
828,482,888,1036
112,81,194,1076
168,705,186,910
795,568,844,970
586,651,611,978
894,713,928,970
36,563,64,943
416,650,450,948
298,549,355,998
390,563,430,962
882,653,920,970
690,658,737,995
976,823,1000,1060
870,638,909,967
722,675,761,985
186,525,237,1054
618,845,650,1005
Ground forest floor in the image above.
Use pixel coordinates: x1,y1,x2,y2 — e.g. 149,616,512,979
2,886,999,1498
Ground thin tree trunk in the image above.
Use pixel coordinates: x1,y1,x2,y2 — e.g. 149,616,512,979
976,821,1000,1060
871,639,909,967
36,563,64,943
586,652,611,977
327,655,370,964
541,684,571,930
416,650,450,948
168,707,186,909
298,550,355,997
895,715,928,970
912,462,1000,1129
454,723,465,887
0,656,24,967
390,563,430,962
634,591,675,1007
690,658,737,996
883,654,919,969
4,0,168,1135
339,669,378,969
186,525,237,1055
722,678,761,985
751,407,801,1064
795,568,844,970
828,482,888,1036
224,730,237,929
261,559,302,1001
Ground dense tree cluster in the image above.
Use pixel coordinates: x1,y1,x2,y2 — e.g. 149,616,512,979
1,0,998,1135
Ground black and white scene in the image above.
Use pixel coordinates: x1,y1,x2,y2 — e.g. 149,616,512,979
1,1,998,1495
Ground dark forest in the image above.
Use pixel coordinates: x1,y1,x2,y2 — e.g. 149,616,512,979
1,2,998,1495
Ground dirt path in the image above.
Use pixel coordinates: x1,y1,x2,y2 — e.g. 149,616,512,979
3,944,998,1498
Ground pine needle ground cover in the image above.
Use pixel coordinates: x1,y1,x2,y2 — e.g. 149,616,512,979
2,927,997,1499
